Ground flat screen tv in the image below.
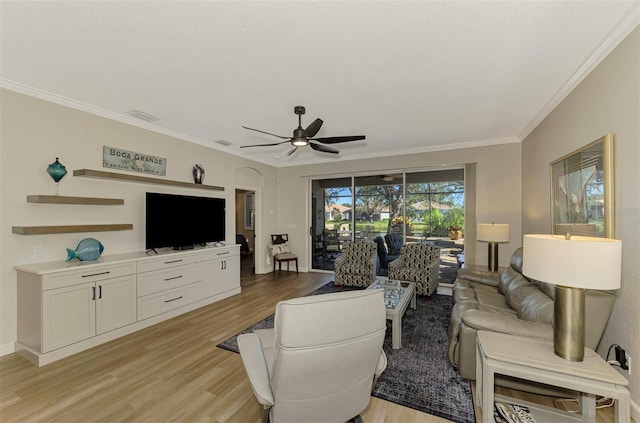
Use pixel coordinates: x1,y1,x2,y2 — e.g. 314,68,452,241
146,192,225,250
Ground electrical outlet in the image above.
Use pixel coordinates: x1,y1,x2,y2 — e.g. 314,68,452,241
626,353,631,375
33,245,43,257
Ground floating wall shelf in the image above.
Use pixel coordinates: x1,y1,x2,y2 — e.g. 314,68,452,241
27,195,124,205
12,224,133,235
73,169,224,191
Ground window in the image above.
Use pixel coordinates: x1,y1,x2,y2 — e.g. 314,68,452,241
244,192,254,230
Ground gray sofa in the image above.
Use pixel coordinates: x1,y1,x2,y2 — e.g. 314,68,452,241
448,247,616,389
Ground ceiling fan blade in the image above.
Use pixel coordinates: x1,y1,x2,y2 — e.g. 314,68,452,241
240,140,290,148
241,126,289,139
311,135,366,144
304,118,324,138
310,142,339,154
287,147,298,157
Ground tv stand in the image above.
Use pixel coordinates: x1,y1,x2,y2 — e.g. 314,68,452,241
174,245,195,251
15,244,240,366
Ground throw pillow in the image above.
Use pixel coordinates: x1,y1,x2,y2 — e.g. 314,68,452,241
269,242,291,256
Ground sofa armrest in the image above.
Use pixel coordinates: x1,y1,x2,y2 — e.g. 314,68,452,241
461,309,553,340
456,268,501,287
237,333,275,407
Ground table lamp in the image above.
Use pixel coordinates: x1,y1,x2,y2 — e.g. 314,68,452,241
477,223,510,271
522,234,622,361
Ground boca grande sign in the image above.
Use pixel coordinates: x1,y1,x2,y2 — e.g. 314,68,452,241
103,146,166,176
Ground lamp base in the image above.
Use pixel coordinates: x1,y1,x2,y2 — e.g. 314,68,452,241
487,242,499,271
554,285,585,362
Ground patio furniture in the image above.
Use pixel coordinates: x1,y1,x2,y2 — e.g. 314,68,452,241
384,233,404,255
373,236,399,276
324,228,341,259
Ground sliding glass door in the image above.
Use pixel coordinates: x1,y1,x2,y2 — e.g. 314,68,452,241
354,174,403,241
311,169,464,280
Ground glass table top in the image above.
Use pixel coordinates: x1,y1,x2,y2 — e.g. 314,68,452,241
368,279,412,309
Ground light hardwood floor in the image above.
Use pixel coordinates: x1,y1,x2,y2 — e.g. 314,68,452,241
0,268,624,422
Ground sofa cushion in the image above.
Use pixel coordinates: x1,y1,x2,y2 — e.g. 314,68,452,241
536,281,555,299
497,266,523,294
269,242,291,256
503,275,538,311
475,289,510,309
517,290,554,324
509,247,524,273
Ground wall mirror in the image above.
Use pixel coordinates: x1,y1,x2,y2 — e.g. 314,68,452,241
550,133,614,238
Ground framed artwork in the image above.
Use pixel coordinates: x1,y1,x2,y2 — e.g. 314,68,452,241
550,133,614,238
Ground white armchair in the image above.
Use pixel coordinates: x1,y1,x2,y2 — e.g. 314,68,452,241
237,289,387,423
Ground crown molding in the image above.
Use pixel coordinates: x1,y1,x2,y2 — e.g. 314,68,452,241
518,8,640,140
275,136,521,168
0,78,231,153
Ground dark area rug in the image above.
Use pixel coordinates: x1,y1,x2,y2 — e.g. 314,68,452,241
217,282,475,423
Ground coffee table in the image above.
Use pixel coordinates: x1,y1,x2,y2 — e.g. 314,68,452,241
366,278,416,349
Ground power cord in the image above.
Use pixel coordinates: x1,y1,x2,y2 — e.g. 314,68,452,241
606,343,628,370
607,344,621,366
554,345,622,413
553,396,614,413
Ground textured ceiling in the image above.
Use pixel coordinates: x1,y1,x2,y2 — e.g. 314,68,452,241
1,1,638,167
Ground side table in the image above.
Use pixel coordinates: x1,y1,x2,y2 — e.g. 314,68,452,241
476,331,630,423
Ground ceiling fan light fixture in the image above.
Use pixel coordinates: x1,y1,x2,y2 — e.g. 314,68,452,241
240,105,364,156
292,138,309,147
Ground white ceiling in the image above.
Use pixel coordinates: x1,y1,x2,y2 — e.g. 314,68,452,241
1,1,638,167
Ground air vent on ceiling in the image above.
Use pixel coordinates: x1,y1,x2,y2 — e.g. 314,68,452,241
126,109,160,123
214,139,232,146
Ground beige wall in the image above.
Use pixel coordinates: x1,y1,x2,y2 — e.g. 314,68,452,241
276,142,522,271
522,28,639,411
0,89,278,350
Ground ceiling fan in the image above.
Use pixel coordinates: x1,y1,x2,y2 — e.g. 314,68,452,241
240,106,365,156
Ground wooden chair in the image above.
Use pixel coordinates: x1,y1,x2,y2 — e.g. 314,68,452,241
270,234,298,274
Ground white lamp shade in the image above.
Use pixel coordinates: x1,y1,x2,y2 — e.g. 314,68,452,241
523,234,622,290
477,223,510,242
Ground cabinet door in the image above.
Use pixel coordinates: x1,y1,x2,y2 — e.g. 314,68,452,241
201,259,223,298
221,256,240,292
42,282,96,352
96,275,137,335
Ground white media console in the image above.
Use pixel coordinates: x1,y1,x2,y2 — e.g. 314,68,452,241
14,244,240,366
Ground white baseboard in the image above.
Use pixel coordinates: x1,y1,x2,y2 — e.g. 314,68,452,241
1,342,16,357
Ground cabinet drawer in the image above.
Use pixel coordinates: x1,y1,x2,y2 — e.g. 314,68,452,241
201,247,239,262
137,253,201,273
43,262,137,291
137,282,201,320
137,264,201,297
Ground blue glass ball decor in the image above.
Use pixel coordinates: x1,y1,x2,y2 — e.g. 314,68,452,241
47,157,68,183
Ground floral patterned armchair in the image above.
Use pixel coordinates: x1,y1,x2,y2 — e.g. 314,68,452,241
388,243,440,295
335,241,379,288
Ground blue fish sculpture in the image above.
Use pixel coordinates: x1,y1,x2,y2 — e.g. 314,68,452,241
66,238,104,262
